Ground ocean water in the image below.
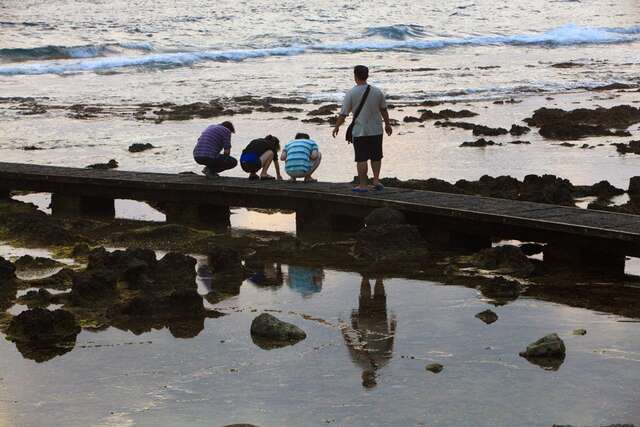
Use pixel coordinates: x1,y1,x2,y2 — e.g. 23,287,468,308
1,0,639,103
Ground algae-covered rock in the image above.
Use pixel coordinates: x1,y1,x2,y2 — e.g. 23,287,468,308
478,276,522,303
70,269,117,305
0,256,16,281
250,313,306,348
519,333,566,370
364,207,406,226
472,245,534,277
14,255,63,271
354,224,424,261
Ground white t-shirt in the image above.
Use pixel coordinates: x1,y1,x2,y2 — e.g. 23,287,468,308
340,84,387,138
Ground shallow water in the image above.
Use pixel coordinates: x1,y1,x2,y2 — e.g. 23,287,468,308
0,263,639,426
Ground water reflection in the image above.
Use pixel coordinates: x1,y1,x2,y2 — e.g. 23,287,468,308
286,266,324,298
342,276,396,388
246,259,283,288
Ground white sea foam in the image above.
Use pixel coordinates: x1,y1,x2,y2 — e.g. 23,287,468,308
1,24,638,76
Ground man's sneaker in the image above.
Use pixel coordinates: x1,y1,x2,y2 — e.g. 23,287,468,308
205,169,219,179
202,166,209,175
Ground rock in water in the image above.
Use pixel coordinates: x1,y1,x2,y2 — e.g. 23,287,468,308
475,309,498,324
128,143,155,153
87,159,118,170
250,313,306,347
472,245,535,276
0,256,16,281
425,363,443,373
519,333,566,370
364,207,406,226
572,329,587,336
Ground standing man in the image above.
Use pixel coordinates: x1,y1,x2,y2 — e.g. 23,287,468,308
332,65,392,192
193,121,238,179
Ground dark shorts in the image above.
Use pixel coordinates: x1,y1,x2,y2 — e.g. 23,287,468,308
240,152,261,174
353,134,383,162
195,155,237,173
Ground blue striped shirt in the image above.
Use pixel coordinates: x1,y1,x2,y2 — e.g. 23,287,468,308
284,138,318,174
193,124,231,159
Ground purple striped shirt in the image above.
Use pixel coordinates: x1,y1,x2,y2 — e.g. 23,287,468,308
193,124,231,159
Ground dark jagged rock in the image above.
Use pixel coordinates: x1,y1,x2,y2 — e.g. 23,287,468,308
18,288,53,308
71,243,91,258
412,109,478,122
250,313,306,348
14,255,63,271
519,333,566,370
590,83,635,91
460,138,498,147
154,252,197,289
425,363,443,373
6,308,81,362
506,140,530,144
519,174,575,206
475,309,498,324
87,159,118,170
379,177,464,194
524,105,640,140
472,245,534,277
613,140,640,154
630,177,640,196
551,62,583,68
128,143,155,153
509,124,531,136
455,175,521,200
472,125,508,137
307,104,340,116
573,180,624,201
208,247,244,273
2,206,78,245
256,104,303,113
70,269,118,305
29,268,75,290
434,120,476,130
364,208,406,226
153,101,230,122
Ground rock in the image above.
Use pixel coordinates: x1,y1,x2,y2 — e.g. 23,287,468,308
250,313,306,347
362,370,377,388
509,124,531,136
478,276,522,302
460,138,498,147
71,243,91,258
506,140,530,145
472,245,535,276
207,247,244,273
519,242,544,256
379,177,463,194
475,309,498,324
0,256,16,281
128,143,155,153
354,224,424,261
613,140,640,154
18,288,53,308
154,252,197,290
6,308,81,362
70,269,118,305
572,329,587,336
14,255,62,271
29,267,75,290
425,363,443,373
519,333,566,370
87,159,118,170
472,125,509,137
520,174,575,206
307,104,340,116
590,82,635,91
551,62,583,68
364,207,406,226
573,180,624,201
524,105,640,140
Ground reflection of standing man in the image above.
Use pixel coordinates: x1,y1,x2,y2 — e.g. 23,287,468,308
342,276,396,388
332,65,393,193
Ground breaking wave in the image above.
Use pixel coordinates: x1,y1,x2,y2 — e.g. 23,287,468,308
0,42,154,62
1,24,639,76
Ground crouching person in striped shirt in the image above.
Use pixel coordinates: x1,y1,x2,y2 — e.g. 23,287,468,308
280,133,322,183
193,121,238,179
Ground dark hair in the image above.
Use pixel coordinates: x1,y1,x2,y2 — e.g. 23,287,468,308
354,65,369,81
295,133,310,139
220,121,235,133
265,134,280,151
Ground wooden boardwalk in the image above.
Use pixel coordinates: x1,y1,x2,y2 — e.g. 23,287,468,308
1,161,639,272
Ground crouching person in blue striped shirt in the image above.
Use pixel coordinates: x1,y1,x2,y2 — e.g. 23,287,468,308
280,133,322,183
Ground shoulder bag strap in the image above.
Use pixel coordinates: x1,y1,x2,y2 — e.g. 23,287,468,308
352,85,371,123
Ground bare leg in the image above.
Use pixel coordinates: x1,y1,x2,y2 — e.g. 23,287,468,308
259,151,274,177
371,160,382,186
305,152,322,182
356,161,368,189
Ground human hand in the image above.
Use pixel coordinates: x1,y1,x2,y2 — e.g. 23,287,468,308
385,123,393,136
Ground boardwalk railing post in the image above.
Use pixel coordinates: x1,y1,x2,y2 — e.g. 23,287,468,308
51,194,115,218
164,203,230,228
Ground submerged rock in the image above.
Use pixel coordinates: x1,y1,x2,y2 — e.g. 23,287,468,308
509,124,531,136
475,309,498,324
519,333,566,370
478,276,522,302
572,329,587,336
425,363,443,373
460,138,498,147
250,313,306,348
0,256,16,281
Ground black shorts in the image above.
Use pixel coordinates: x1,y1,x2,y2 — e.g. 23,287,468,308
353,134,383,162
